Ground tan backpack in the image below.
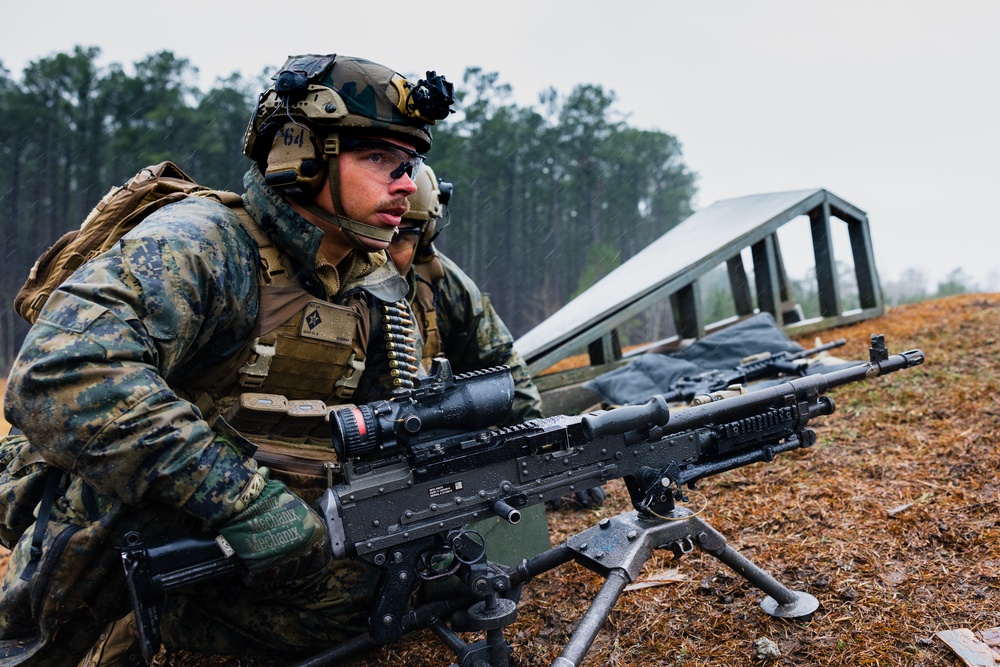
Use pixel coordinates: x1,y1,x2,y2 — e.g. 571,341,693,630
10,163,370,505
14,161,244,324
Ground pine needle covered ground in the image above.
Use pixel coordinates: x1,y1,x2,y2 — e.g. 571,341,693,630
2,293,998,666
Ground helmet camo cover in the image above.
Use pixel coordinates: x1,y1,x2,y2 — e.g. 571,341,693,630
244,54,453,159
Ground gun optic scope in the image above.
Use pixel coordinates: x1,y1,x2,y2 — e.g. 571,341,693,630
330,362,515,460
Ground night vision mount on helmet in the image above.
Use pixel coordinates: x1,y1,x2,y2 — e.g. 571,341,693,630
243,54,454,248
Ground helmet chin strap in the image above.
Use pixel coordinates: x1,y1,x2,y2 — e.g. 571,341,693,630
302,140,397,248
301,203,398,246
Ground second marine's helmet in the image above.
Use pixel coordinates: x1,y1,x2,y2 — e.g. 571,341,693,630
243,54,454,248
403,164,453,263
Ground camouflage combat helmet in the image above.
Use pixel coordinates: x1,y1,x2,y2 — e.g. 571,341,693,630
405,165,453,262
405,165,444,223
243,54,454,248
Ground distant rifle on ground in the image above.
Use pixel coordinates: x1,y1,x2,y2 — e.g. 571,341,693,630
122,334,923,667
660,338,848,405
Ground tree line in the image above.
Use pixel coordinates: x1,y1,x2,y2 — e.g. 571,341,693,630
0,47,265,374
0,48,697,375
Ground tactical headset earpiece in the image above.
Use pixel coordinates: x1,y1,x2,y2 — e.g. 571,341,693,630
262,121,326,198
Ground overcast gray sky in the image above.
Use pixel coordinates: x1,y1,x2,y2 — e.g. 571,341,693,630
5,0,998,292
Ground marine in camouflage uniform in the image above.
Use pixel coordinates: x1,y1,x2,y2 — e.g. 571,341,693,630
390,165,543,424
0,53,454,665
420,252,542,423
390,169,605,511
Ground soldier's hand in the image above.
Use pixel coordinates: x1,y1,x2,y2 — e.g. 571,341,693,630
576,485,607,508
546,485,607,510
218,468,330,584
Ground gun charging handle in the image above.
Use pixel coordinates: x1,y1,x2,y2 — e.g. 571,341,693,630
490,497,522,524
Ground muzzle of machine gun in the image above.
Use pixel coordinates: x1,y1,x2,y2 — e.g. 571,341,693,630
329,359,515,461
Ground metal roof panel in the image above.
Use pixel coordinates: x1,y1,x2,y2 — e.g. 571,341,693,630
515,188,827,366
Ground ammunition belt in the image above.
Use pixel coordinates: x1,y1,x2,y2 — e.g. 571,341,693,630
383,300,421,389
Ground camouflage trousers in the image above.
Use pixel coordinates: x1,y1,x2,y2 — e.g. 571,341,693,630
0,476,377,666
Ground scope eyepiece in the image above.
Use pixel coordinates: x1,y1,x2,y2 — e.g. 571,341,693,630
331,403,380,460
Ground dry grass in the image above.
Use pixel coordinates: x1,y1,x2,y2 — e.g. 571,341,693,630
2,293,998,666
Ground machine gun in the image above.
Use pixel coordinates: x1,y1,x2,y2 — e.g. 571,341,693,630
122,334,923,667
660,337,847,404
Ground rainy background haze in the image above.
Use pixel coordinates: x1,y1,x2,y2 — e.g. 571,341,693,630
2,0,997,373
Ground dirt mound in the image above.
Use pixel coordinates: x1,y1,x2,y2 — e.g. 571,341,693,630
2,294,998,666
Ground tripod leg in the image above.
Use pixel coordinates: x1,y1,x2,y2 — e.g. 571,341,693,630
690,516,819,618
551,569,630,667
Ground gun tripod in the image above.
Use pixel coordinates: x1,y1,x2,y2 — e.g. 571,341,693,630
290,507,819,667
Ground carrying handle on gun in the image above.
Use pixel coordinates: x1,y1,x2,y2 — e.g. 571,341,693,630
581,395,670,440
